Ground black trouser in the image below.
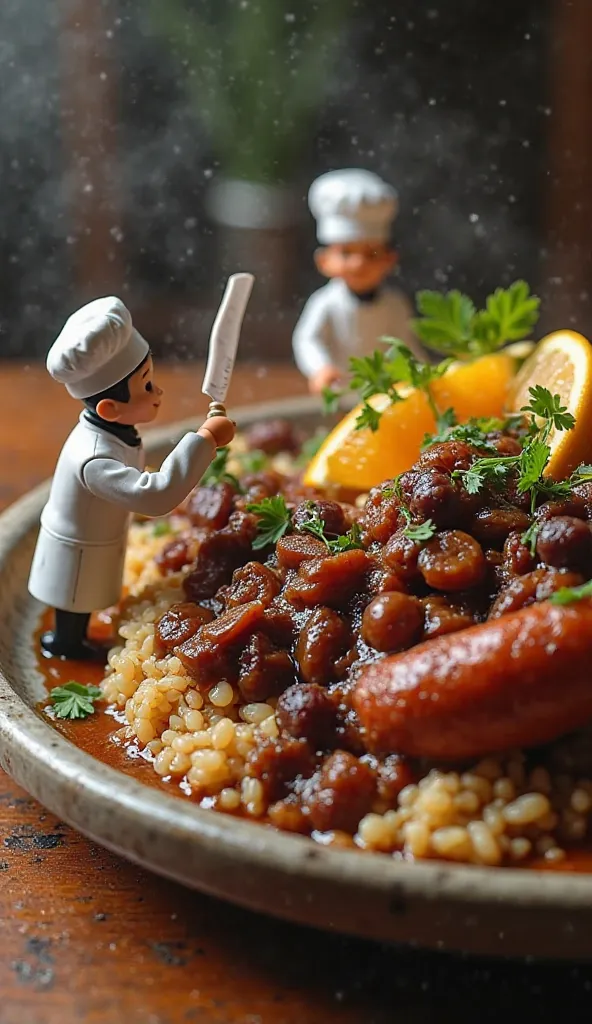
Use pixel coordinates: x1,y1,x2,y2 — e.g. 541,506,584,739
52,609,91,647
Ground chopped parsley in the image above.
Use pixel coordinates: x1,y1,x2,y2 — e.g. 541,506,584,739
201,447,242,490
235,449,269,474
152,520,173,537
296,429,330,467
296,502,365,553
246,495,292,549
453,386,576,513
50,682,103,720
398,505,437,543
548,579,592,606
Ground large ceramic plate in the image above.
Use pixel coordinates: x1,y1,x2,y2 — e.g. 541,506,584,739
2,395,592,961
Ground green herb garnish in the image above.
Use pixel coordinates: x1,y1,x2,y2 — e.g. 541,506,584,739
328,521,365,553
321,386,343,415
571,464,592,485
348,341,453,433
521,521,540,556
412,280,540,358
153,520,173,537
297,502,364,553
453,386,576,511
246,495,292,549
421,418,506,453
548,579,592,606
50,682,103,720
235,449,269,474
398,505,437,543
296,429,330,468
202,447,242,490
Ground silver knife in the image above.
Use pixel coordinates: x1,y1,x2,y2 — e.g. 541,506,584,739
202,272,255,417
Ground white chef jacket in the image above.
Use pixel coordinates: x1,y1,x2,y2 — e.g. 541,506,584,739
292,278,423,379
28,414,213,613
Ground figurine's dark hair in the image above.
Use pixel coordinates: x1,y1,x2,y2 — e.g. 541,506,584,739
83,352,150,411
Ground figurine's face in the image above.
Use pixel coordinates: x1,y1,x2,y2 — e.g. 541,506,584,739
96,356,164,425
315,241,397,293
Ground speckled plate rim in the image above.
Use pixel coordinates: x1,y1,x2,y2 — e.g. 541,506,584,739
2,394,592,960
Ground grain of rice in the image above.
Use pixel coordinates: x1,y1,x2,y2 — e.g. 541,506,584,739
402,821,430,858
493,778,515,802
209,681,234,708
460,774,492,803
240,702,274,725
219,788,241,811
502,793,550,825
211,718,235,750
430,827,473,861
467,821,502,866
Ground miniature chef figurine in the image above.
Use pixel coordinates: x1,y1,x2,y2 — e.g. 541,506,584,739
28,297,234,661
292,168,424,394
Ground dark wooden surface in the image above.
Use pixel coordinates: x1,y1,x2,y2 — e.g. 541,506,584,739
1,362,592,1024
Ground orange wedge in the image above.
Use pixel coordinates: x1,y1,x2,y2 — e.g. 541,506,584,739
304,344,533,493
508,330,592,479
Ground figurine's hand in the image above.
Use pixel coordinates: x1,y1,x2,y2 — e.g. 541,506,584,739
309,365,342,395
197,416,236,449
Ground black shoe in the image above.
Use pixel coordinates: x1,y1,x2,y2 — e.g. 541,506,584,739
40,631,109,665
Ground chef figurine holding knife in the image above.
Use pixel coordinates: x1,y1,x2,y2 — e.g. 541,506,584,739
292,168,424,394
29,274,254,662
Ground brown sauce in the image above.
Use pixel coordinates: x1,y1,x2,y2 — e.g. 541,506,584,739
34,610,592,872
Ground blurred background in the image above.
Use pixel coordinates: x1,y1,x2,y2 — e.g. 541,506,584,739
0,0,589,363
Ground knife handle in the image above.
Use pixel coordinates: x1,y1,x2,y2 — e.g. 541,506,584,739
206,401,227,419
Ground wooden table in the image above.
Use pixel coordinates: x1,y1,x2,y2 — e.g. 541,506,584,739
1,363,591,1024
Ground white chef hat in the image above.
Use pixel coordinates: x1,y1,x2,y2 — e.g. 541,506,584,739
46,296,150,399
308,168,399,245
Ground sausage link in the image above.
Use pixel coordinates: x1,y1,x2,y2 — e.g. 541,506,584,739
354,599,592,760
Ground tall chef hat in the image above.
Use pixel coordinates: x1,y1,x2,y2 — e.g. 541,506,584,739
46,296,150,399
308,168,399,245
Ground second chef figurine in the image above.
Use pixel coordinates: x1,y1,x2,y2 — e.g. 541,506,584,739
292,168,424,394
28,297,235,662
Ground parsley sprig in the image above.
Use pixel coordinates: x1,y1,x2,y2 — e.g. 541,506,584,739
338,340,456,434
297,502,364,553
453,386,576,513
549,579,592,606
202,447,242,491
50,682,103,720
246,495,292,550
412,280,540,358
399,506,437,543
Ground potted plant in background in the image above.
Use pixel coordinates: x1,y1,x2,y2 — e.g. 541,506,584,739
148,0,352,310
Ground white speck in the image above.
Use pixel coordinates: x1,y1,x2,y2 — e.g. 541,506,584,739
66,235,76,245
428,97,436,106
284,12,295,21
469,213,479,223
184,217,197,229
203,168,213,179
99,71,107,81
508,194,517,204
522,140,530,148
110,226,124,243
524,32,531,40
83,183,94,193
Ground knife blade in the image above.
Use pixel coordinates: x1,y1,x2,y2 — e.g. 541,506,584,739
202,272,255,409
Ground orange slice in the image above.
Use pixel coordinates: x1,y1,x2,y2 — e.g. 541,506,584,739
508,330,592,479
304,344,532,493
